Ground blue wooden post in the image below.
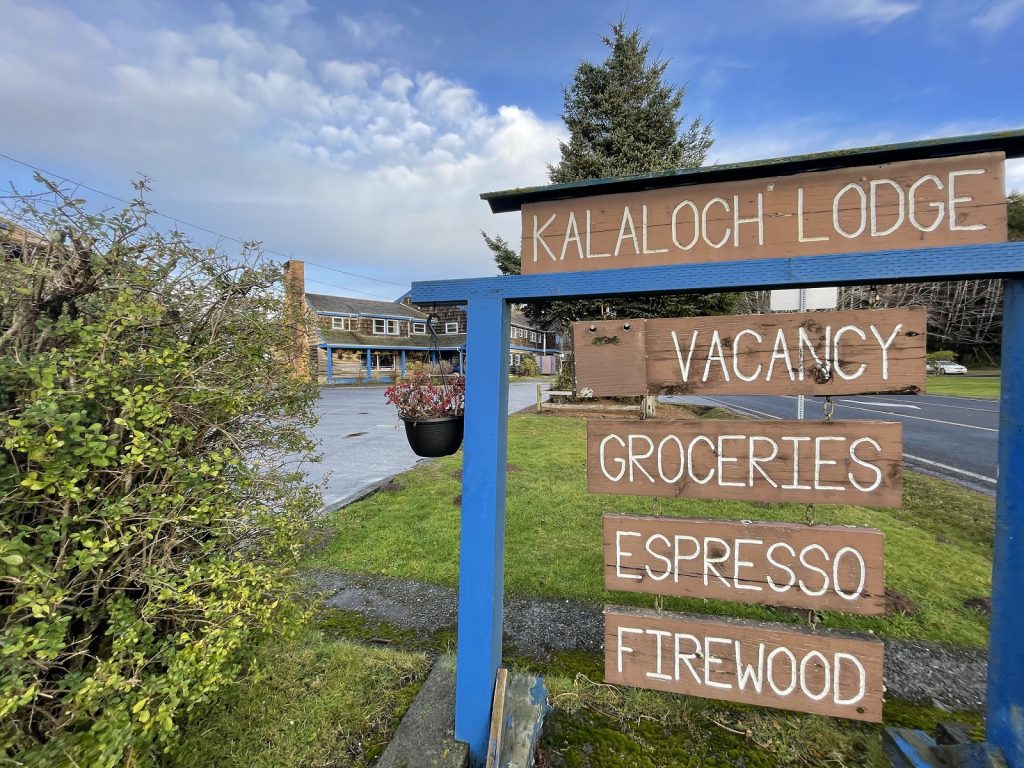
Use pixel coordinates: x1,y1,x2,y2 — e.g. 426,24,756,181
456,296,510,765
988,278,1024,768
400,349,407,376
366,349,373,377
325,346,333,382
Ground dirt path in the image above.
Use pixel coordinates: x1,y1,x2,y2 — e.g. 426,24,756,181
311,569,988,712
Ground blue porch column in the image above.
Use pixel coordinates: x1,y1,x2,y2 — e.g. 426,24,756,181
325,347,333,381
400,349,407,375
365,349,373,377
455,297,510,765
988,277,1024,767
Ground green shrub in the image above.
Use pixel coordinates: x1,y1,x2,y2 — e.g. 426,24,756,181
514,355,540,377
927,350,957,362
0,181,321,766
552,358,574,391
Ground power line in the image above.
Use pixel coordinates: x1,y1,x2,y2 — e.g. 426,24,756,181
0,149,412,291
303,278,400,302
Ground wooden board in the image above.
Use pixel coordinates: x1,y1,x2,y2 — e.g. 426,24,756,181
573,308,927,397
605,606,884,721
572,319,646,397
521,152,1006,274
588,420,902,507
603,515,885,615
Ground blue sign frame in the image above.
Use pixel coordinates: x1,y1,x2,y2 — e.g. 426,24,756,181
411,239,1024,767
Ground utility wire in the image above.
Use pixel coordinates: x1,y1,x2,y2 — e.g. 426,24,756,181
0,150,412,295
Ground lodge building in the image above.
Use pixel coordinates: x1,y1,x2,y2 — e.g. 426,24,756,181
284,260,560,383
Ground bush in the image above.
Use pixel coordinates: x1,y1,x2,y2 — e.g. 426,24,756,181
0,181,321,766
552,359,574,392
513,355,540,377
927,350,957,362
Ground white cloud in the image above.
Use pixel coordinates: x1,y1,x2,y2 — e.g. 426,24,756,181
970,0,1024,32
803,0,919,25
0,1,563,288
337,12,405,49
1007,159,1024,194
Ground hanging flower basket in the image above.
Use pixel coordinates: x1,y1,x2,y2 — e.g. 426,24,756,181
386,359,465,458
400,413,465,457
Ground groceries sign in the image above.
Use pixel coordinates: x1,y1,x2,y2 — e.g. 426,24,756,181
520,153,1006,274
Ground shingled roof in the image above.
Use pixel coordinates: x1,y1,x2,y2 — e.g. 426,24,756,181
305,293,428,319
318,328,466,349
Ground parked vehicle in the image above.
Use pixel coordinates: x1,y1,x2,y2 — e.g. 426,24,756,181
933,360,968,375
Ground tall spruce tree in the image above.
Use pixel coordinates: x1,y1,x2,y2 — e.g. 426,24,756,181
485,20,736,328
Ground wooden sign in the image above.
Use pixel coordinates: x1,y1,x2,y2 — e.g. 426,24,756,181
605,607,884,721
588,420,902,507
521,152,1006,274
574,308,927,397
604,515,885,615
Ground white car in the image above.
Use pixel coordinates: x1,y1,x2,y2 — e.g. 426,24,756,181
933,361,967,375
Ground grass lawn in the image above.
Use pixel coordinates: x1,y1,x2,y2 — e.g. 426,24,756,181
311,413,993,648
926,374,1001,399
168,628,429,768
185,410,993,767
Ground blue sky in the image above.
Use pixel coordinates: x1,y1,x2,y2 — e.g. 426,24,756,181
1,0,1022,300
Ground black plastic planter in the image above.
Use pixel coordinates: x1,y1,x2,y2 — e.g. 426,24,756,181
401,414,464,457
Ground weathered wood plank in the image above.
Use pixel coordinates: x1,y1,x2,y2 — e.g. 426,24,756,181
522,153,1006,274
605,606,884,721
587,420,902,507
572,319,646,397
646,308,926,396
603,515,885,614
572,308,927,397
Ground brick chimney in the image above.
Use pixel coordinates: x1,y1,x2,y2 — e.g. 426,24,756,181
283,260,310,378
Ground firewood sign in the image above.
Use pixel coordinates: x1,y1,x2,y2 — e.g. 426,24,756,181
605,607,884,721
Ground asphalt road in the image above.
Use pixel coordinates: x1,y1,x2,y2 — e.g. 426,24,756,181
303,381,545,511
663,392,999,495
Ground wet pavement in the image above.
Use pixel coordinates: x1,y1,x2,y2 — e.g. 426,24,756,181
300,381,545,511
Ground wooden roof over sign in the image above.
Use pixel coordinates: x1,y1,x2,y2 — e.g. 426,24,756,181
481,129,1024,213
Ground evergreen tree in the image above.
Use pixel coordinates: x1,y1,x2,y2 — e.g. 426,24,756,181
1009,191,1024,240
485,20,735,329
550,20,712,183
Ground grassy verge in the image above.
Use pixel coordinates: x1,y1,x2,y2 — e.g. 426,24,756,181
926,374,1000,399
310,413,993,647
167,628,429,768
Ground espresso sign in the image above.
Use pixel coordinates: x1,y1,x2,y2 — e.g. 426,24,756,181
521,153,1006,274
588,420,902,507
604,515,885,615
574,308,927,397
605,607,884,721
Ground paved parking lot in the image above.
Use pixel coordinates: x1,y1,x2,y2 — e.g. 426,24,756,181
301,381,545,511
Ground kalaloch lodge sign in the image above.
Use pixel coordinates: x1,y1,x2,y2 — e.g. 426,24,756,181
605,607,884,722
603,516,885,615
588,420,902,507
504,141,989,728
520,152,1006,274
573,308,927,397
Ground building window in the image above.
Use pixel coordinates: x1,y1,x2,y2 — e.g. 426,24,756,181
530,331,538,342
331,316,352,330
445,322,459,334
373,318,400,335
412,322,426,334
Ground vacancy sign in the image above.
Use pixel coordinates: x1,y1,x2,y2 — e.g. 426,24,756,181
521,153,1006,274
573,308,926,397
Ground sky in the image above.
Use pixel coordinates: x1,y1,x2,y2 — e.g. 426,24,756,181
1,0,1023,301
